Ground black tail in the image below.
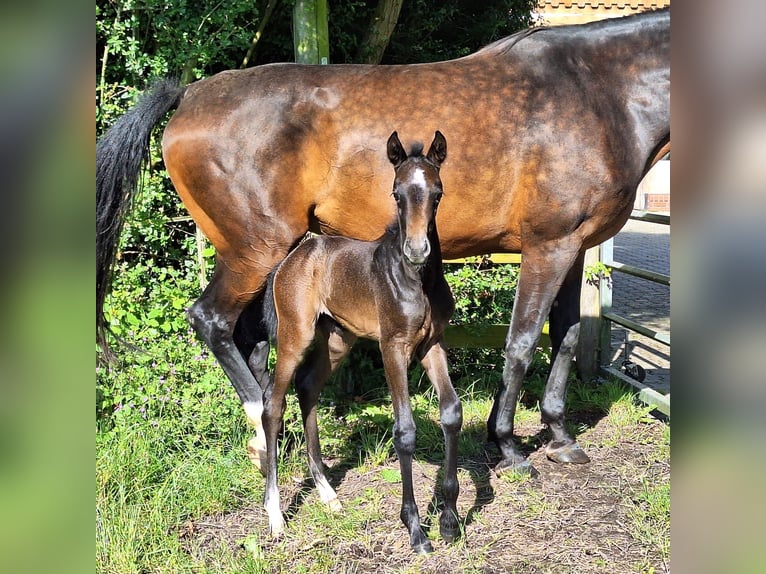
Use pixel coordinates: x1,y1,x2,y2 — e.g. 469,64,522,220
96,79,184,359
262,268,279,342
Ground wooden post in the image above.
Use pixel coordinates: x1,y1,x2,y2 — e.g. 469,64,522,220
577,246,602,379
196,227,208,290
599,238,614,367
293,0,329,65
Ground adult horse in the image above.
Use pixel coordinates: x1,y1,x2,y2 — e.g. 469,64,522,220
97,8,669,475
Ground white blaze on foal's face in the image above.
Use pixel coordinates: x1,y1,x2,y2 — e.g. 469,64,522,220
409,167,427,190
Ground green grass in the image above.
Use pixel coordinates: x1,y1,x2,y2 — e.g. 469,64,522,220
97,329,669,573
96,421,260,573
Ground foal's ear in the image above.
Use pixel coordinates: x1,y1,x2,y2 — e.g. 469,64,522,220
387,131,407,167
426,130,447,167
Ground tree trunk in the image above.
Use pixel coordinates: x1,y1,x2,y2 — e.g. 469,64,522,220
241,0,279,68
356,0,404,64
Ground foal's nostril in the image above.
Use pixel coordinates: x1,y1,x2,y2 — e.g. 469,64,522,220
404,238,431,264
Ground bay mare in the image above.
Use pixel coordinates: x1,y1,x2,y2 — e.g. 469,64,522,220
96,8,670,476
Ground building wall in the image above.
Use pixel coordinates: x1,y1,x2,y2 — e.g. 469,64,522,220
536,1,670,26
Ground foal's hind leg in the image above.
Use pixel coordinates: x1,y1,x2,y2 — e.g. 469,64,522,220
542,253,590,464
295,318,357,512
488,241,581,475
419,340,462,543
263,286,321,537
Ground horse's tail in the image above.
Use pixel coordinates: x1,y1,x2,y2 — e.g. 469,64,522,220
96,78,184,359
262,267,279,343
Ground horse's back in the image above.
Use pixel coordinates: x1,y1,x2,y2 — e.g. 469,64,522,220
161,11,668,261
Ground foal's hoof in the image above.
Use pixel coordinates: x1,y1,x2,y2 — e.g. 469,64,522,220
545,441,590,464
494,458,539,478
413,540,434,555
268,519,286,540
246,438,267,476
440,525,460,544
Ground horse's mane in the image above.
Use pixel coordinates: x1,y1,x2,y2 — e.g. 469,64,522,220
476,6,668,56
408,142,424,156
475,26,548,56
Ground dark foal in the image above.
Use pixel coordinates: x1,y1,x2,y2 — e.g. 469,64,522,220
261,131,461,554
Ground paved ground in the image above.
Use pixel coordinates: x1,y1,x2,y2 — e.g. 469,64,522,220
607,218,670,395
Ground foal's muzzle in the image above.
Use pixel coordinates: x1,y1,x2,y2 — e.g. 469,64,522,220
403,237,431,265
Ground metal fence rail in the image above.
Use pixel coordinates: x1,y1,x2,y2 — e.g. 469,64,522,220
595,210,670,416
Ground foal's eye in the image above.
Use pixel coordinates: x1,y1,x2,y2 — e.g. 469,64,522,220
392,191,401,203
434,192,443,205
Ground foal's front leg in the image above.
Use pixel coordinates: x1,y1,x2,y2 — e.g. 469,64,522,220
381,342,432,554
419,339,462,543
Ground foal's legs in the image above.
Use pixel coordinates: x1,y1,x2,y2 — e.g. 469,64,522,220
294,318,357,511
543,253,590,464
419,340,462,543
381,342,432,554
488,240,581,475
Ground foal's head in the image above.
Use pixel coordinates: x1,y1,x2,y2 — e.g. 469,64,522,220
386,130,447,266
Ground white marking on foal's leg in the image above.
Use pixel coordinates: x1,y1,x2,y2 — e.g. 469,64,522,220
243,401,268,474
264,481,286,538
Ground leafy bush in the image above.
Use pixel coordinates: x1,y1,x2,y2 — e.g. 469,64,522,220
444,256,518,325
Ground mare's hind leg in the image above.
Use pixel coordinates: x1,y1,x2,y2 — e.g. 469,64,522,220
419,340,462,543
381,341,432,554
543,253,590,464
187,261,278,475
295,317,357,512
488,240,581,476
233,297,274,468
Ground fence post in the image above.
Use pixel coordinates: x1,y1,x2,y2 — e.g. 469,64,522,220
293,0,329,65
599,237,614,368
577,246,602,379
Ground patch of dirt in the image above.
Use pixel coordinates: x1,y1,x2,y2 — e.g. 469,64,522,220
180,414,669,573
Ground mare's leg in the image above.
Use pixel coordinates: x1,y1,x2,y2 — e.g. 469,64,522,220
487,240,581,475
233,296,274,467
381,342,432,554
419,340,462,543
294,318,357,511
543,253,590,464
187,262,274,472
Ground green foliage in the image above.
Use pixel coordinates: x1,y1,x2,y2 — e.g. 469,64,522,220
96,0,287,132
584,260,612,287
445,257,518,325
384,0,538,63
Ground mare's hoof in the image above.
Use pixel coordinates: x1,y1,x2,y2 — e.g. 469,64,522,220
413,540,434,555
494,458,539,478
326,497,343,513
440,525,460,544
545,441,590,464
246,438,267,476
